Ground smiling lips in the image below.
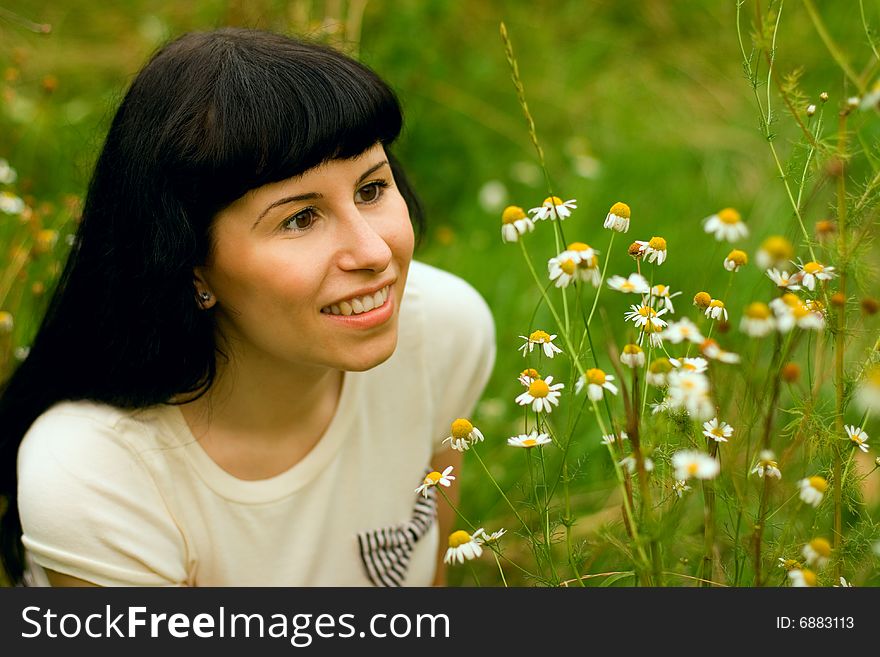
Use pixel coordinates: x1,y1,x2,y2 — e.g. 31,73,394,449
320,285,391,316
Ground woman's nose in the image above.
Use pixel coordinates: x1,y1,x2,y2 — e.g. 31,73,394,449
334,205,393,272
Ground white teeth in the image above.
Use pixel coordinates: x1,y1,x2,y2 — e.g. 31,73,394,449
322,285,391,316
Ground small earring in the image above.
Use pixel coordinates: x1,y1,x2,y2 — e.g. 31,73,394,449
199,291,211,302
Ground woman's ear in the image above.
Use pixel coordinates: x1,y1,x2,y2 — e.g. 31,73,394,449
193,266,216,310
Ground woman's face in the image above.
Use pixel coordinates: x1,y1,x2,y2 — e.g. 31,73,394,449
195,143,415,374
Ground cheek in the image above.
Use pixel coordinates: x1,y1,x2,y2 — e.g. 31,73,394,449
382,194,416,262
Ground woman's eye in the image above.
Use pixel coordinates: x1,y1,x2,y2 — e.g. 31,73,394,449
356,181,387,204
282,209,316,232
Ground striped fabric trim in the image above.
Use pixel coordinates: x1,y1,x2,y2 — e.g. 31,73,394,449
357,471,438,587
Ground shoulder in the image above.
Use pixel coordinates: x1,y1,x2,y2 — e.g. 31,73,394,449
403,260,495,345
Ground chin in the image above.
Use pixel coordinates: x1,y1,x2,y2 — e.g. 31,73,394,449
340,333,399,372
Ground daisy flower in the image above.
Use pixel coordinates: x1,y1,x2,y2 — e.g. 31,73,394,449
442,418,485,452
667,370,714,419
766,268,801,290
475,528,506,546
672,450,720,481
646,357,674,386
802,538,832,569
671,356,709,374
778,557,800,571
624,304,668,332
529,196,576,221
723,249,748,272
798,476,827,507
672,480,692,498
0,158,17,185
601,431,629,445
576,368,618,401
703,207,749,242
756,235,794,270
620,343,645,368
855,365,880,412
548,255,578,288
500,205,535,243
751,450,781,479
661,317,704,344
563,241,595,264
740,302,775,337
0,191,25,215
650,284,681,314
788,568,817,587
507,431,552,448
604,201,631,232
607,272,650,294
834,577,853,587
702,417,734,443
515,376,565,413
620,456,654,475
845,425,869,453
699,338,740,363
517,368,540,387
518,330,563,358
634,236,668,265
415,466,456,498
704,299,728,321
444,529,483,564
794,261,835,291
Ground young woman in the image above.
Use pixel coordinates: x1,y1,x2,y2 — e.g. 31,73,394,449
0,28,495,586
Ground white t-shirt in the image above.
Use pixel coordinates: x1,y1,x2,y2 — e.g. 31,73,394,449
17,260,496,586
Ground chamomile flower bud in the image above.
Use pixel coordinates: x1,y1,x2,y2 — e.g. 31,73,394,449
819,91,829,103
741,302,775,337
627,242,644,258
500,205,535,243
620,343,645,368
756,235,794,270
781,362,801,382
723,249,748,272
529,196,576,221
802,538,832,569
815,219,836,240
806,103,816,116
798,476,827,507
693,291,711,309
604,201,631,233
703,207,748,242
860,298,879,315
844,425,869,453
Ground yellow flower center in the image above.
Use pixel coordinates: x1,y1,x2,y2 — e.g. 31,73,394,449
623,343,642,355
424,471,442,485
683,362,698,371
586,368,606,385
693,292,711,308
654,284,667,295
727,249,748,265
709,299,724,309
808,476,828,492
700,338,718,352
521,438,537,447
781,559,800,571
501,205,526,224
567,242,590,252
451,418,474,439
745,302,771,319
792,304,812,319
520,368,539,379
529,330,552,343
650,358,672,374
687,462,699,475
560,259,576,275
638,305,656,317
717,208,741,224
802,569,817,586
528,379,550,398
781,293,801,307
869,365,880,386
803,261,823,275
621,281,635,291
544,196,564,207
806,299,824,312
648,236,667,250
711,428,726,438
761,235,794,259
448,530,472,548
609,201,631,218
809,538,831,557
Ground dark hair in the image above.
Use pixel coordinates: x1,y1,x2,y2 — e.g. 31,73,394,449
0,28,424,585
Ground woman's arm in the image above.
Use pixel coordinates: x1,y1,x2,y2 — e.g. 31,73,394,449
430,449,462,586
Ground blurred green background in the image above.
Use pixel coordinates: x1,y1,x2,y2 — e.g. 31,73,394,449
2,0,879,586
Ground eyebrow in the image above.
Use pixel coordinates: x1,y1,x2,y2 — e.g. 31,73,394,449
252,159,390,228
